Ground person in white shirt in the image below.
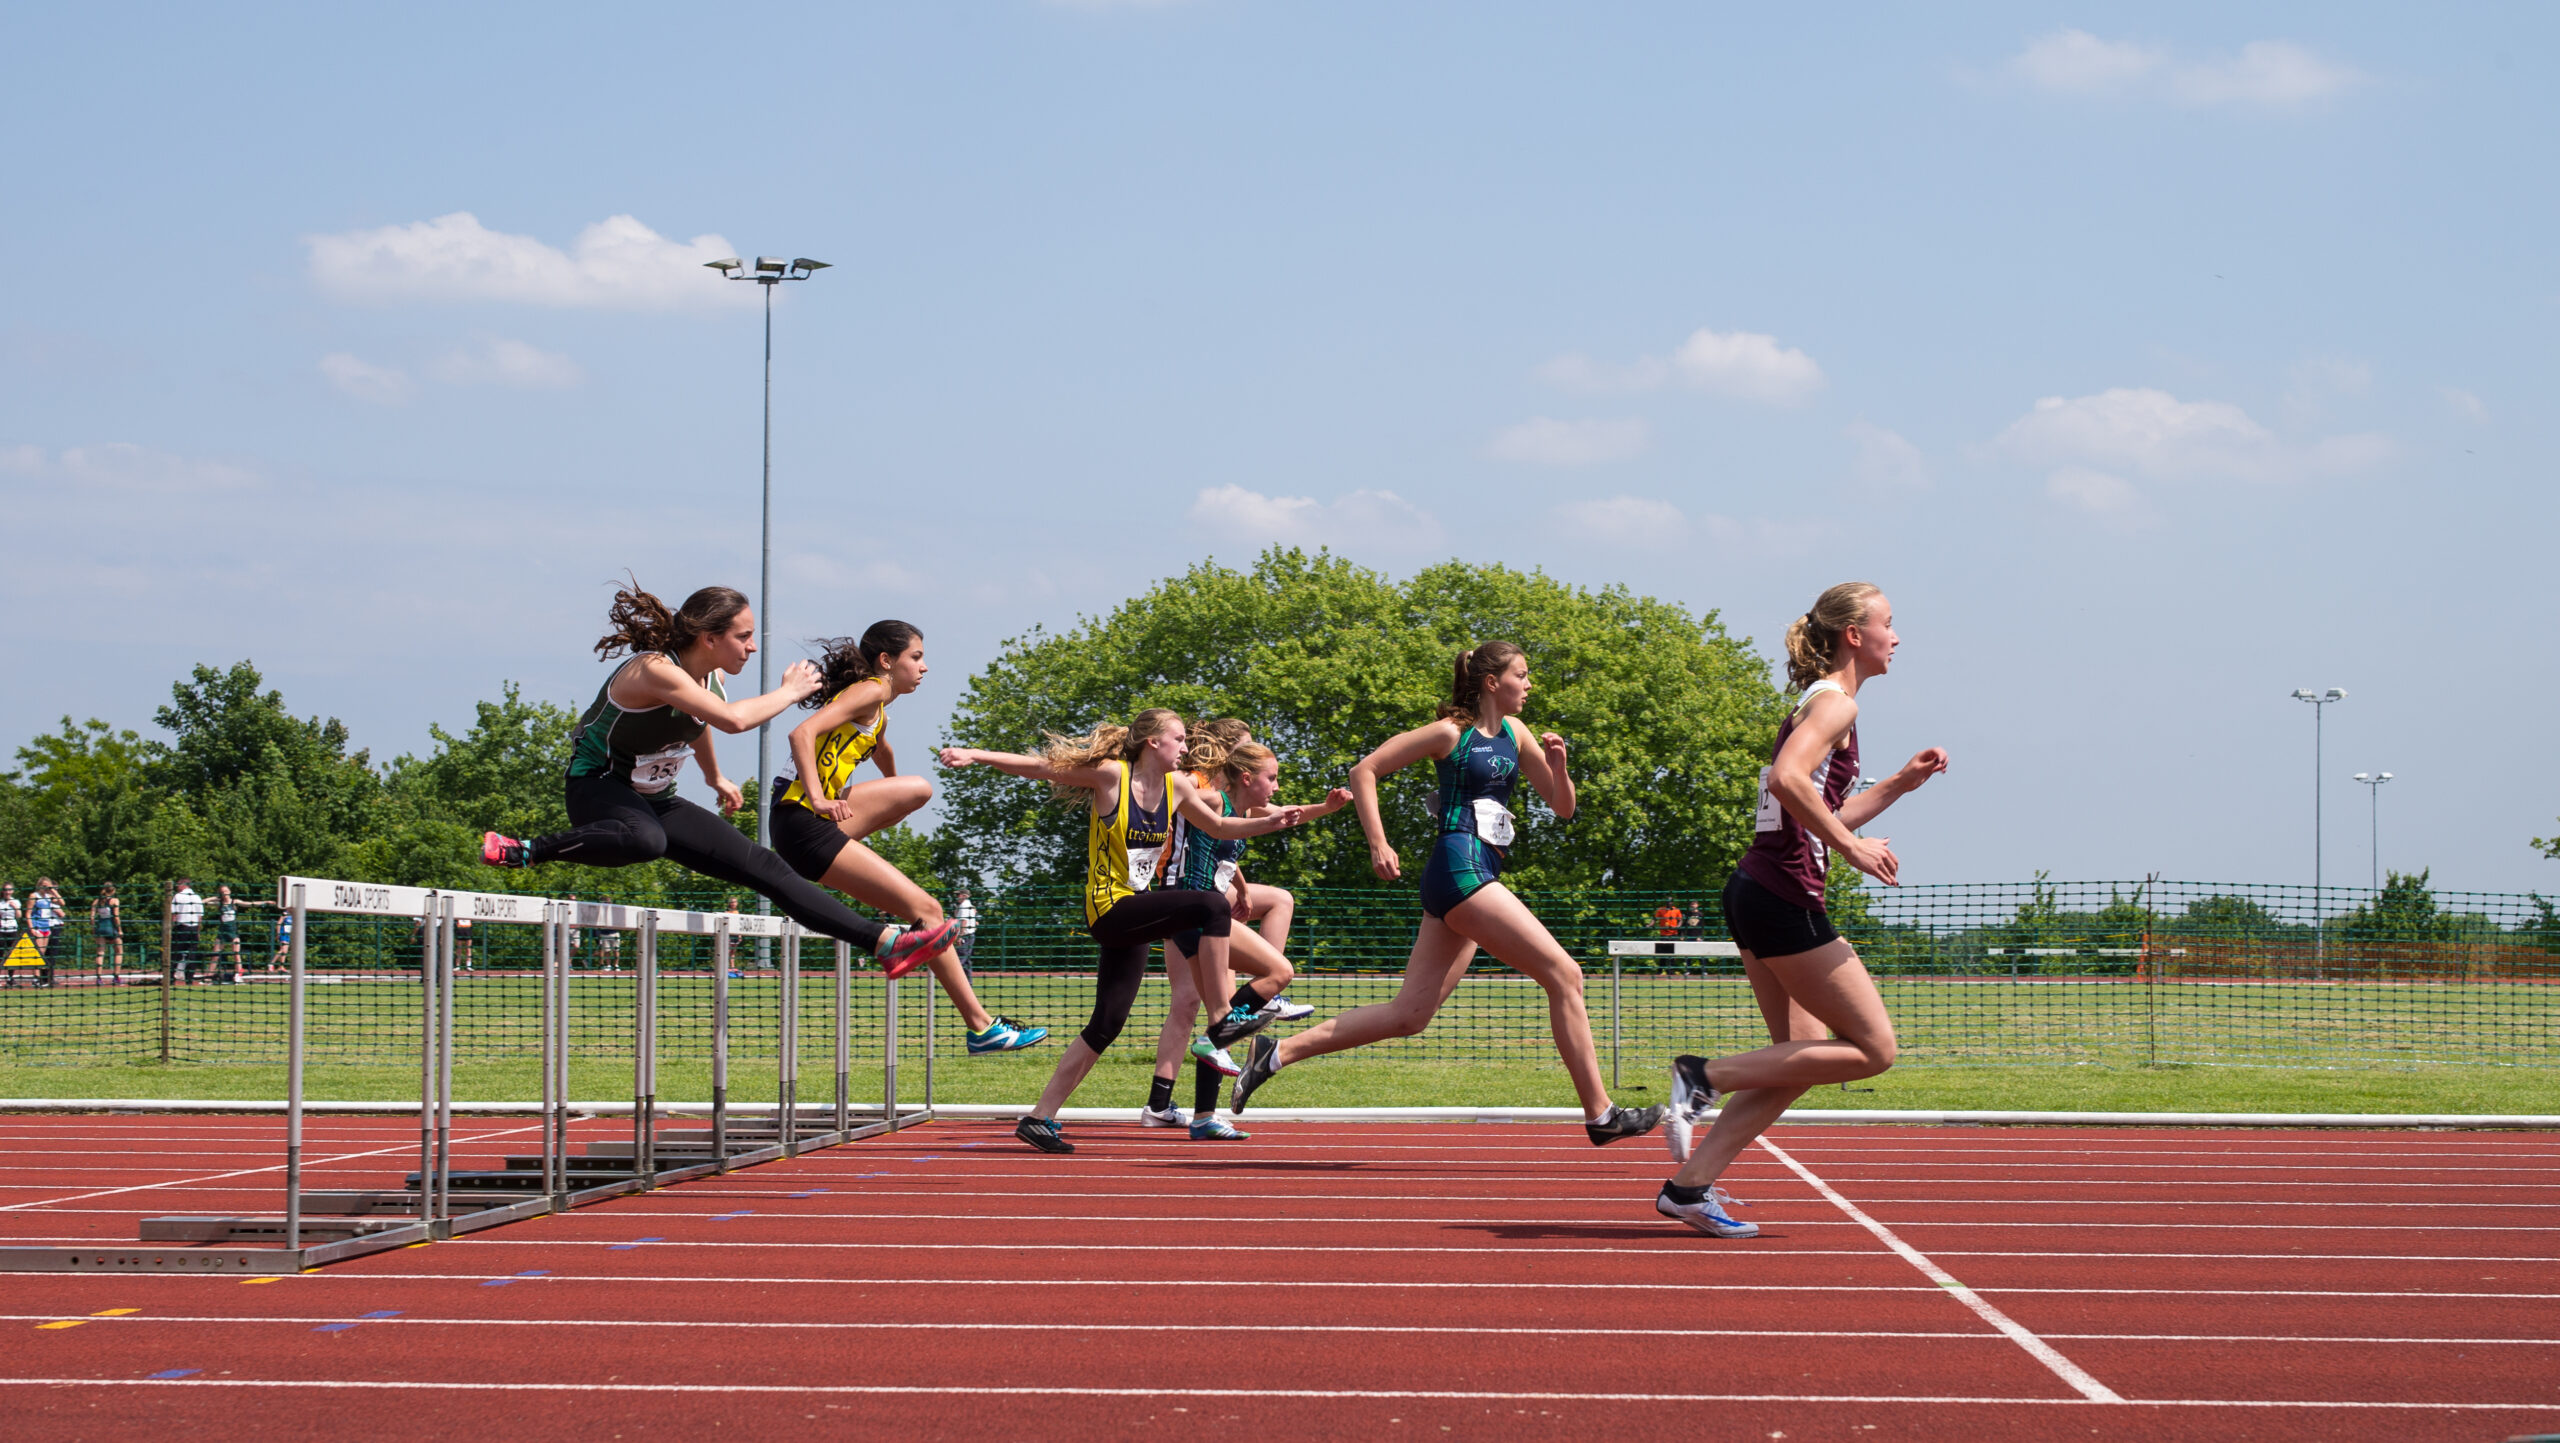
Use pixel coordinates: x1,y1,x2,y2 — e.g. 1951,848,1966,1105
169,879,205,984
0,883,19,989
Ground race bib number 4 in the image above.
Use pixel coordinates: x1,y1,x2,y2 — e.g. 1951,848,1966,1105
1472,798,1516,847
630,744,689,793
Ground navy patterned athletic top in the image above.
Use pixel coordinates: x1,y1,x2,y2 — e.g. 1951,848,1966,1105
1435,722,1520,840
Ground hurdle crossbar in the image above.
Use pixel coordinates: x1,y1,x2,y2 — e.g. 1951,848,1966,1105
0,875,930,1274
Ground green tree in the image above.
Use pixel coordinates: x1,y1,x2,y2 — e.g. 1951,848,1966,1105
938,548,1784,891
2341,868,2452,941
2535,825,2558,861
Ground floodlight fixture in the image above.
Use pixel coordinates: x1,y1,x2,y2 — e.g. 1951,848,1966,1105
704,257,743,272
2289,685,2348,971
791,258,831,273
755,256,787,273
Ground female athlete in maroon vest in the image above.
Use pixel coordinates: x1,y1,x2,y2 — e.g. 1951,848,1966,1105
1655,583,1948,1238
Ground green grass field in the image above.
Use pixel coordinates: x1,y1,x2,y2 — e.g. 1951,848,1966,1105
2,970,2549,1116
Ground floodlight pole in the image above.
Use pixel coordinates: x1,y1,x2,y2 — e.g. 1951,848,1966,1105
706,256,831,918
2291,688,2345,972
2354,771,2392,893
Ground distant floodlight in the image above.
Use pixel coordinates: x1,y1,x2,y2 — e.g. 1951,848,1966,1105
2325,687,2346,701
2291,689,2315,700
755,257,786,273
2354,772,2369,782
791,258,832,272
2379,771,2392,780
704,257,742,272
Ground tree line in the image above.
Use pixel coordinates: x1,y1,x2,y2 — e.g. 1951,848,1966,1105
0,551,1791,904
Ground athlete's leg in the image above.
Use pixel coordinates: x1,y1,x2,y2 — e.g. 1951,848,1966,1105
1150,941,1204,1088
1442,882,1617,1118
1699,939,1895,1091
1033,892,1225,1119
1670,949,1823,1189
818,839,991,1032
529,777,673,868
830,775,932,838
648,796,889,951
1227,920,1295,996
1273,916,1475,1067
1244,883,1297,954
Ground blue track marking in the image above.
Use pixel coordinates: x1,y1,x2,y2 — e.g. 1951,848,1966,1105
709,1210,753,1221
361,1311,403,1320
479,1270,551,1287
312,1323,357,1333
608,1237,665,1252
148,1369,198,1379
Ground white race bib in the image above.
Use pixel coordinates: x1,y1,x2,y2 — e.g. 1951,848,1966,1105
1754,766,1783,833
630,743,689,794
1472,797,1516,847
1212,859,1240,895
1127,844,1165,893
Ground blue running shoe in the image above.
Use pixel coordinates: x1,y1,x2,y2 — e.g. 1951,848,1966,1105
1188,1116,1249,1141
967,1017,1051,1054
1655,1182,1757,1238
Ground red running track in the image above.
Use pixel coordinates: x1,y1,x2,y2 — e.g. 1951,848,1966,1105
2,1112,2557,1440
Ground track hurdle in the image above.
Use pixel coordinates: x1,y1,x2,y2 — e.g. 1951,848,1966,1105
0,876,933,1273
1601,937,1742,1089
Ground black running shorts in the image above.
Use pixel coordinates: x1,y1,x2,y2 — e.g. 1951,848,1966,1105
770,801,854,882
1720,869,1839,960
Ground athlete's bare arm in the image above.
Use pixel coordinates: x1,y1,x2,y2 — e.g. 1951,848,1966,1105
1837,746,1949,832
1170,772,1305,840
1506,718,1576,821
1349,719,1461,883
689,731,744,815
938,747,1122,818
1771,691,1901,884
615,653,822,735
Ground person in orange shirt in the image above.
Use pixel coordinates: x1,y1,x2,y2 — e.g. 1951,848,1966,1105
1654,902,1683,939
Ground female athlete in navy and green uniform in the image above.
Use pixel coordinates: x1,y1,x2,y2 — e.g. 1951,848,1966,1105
771,621,1047,1055
939,709,1312,1154
481,581,954,975
1229,641,1663,1148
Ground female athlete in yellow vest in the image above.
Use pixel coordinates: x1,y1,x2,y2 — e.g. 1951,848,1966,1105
939,709,1313,1154
773,621,1048,1056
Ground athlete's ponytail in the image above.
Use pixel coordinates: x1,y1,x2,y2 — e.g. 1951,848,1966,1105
595,577,751,659
1037,707,1183,802
1437,641,1526,725
1783,582,1882,691
805,620,923,708
1181,717,1252,774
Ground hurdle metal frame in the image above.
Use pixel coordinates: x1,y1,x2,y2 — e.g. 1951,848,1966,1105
0,876,935,1273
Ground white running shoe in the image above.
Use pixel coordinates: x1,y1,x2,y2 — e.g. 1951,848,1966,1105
1271,995,1315,1022
1655,1183,1758,1239
1188,1037,1243,1077
1140,1104,1190,1128
1666,1054,1720,1163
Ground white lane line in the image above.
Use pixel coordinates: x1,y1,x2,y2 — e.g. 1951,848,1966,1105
761,1167,2556,1190
0,1123,540,1212
439,1238,2560,1264
512,1206,2560,1234
246,1273,2560,1300
595,1186,2560,1211
0,1379,2548,1410
1757,1137,2122,1404
7,1316,2552,1347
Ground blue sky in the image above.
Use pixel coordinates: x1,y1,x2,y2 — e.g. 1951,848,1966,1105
3,3,2552,893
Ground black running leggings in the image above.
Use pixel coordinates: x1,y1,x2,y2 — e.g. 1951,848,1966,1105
532,775,887,952
1081,889,1231,1053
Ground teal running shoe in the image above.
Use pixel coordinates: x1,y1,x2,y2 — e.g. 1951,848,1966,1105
1188,1115,1250,1141
967,1017,1051,1054
1188,1037,1242,1076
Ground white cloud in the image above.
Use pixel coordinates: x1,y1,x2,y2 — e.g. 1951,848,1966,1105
1485,416,1649,467
1846,419,1929,491
427,338,585,390
2046,466,2145,518
2011,30,2164,95
306,212,750,311
2440,387,2489,423
320,352,414,404
0,442,262,494
2009,30,2361,108
1187,484,1441,550
1537,325,1824,406
1552,495,1691,548
1993,387,2388,485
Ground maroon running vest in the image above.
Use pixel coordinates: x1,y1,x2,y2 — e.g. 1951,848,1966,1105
1738,682,1860,910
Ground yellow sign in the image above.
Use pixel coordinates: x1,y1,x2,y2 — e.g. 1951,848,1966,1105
4,935,42,968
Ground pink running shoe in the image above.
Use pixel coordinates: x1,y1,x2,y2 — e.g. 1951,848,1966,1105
876,918,958,979
480,831,531,869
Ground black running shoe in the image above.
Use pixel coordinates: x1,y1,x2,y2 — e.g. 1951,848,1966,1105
1584,1103,1666,1147
1204,995,1285,1048
1229,1033,1280,1114
1014,1116,1074,1154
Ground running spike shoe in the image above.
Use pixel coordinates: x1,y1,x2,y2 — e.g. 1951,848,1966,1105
1204,994,1285,1047
1584,1103,1666,1147
1014,1116,1074,1154
1188,1037,1243,1077
1230,1033,1281,1114
967,1017,1050,1054
1655,1182,1758,1239
875,918,958,980
1139,1104,1190,1128
1271,995,1315,1022
480,831,531,869
1666,1054,1722,1162
1188,1116,1250,1141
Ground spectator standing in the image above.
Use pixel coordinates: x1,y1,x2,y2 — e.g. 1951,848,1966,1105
953,886,978,975
169,879,205,984
1653,899,1683,940
1684,904,1703,939
212,885,249,982
271,905,293,968
0,884,19,988
29,878,65,988
455,913,475,971
91,884,123,976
